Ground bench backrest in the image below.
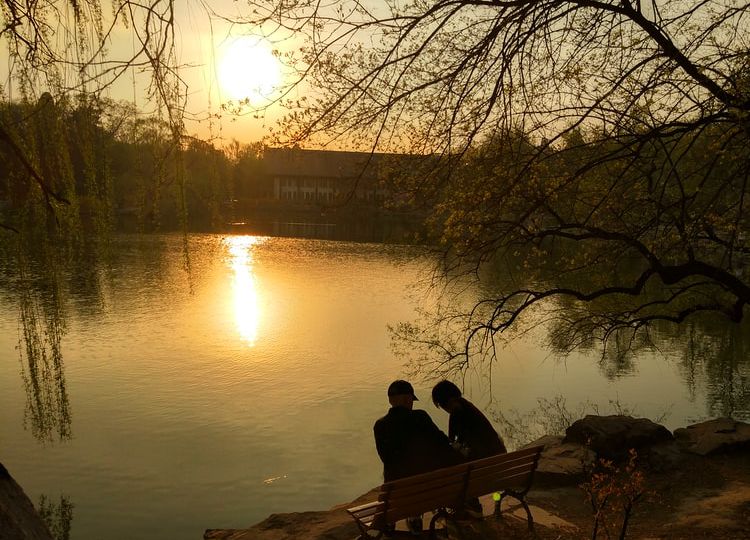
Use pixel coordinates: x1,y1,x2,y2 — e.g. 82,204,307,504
372,445,544,525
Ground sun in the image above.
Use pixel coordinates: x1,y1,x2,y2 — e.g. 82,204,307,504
217,36,282,104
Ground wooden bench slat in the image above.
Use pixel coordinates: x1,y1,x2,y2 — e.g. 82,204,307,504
463,445,543,469
469,464,535,483
469,460,537,482
473,450,540,467
466,471,533,498
348,506,384,521
385,488,465,511
469,454,539,474
470,460,536,476
347,500,383,515
349,510,382,523
381,463,470,488
379,473,467,501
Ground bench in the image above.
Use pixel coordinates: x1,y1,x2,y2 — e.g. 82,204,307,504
347,444,544,539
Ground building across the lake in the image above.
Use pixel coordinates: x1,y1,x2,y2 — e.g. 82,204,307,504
224,147,438,241
262,147,402,204
227,147,432,239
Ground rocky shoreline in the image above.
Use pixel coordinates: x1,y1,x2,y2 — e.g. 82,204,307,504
3,416,749,539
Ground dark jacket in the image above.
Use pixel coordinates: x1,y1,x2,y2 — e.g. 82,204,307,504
374,406,463,482
448,397,507,460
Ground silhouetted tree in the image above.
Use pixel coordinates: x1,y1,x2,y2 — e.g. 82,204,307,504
253,0,750,369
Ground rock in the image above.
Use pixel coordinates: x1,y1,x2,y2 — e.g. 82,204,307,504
564,415,673,462
205,508,359,540
673,417,750,456
520,435,596,486
646,440,686,471
0,462,54,540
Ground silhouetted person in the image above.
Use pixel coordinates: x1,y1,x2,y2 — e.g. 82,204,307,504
374,379,463,534
431,380,507,460
374,379,463,480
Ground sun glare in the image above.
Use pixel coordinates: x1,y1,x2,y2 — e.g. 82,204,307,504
218,36,281,104
226,235,266,346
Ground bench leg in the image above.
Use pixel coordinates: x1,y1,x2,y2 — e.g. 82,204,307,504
429,508,449,539
351,520,383,540
500,490,534,531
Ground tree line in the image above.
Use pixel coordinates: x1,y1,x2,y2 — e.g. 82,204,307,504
0,94,266,236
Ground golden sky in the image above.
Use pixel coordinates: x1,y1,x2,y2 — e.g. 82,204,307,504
169,2,295,144
0,0,299,146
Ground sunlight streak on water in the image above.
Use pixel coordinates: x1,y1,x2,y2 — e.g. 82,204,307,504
225,235,267,347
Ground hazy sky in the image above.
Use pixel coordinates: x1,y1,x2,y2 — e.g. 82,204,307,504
1,0,301,146
168,1,295,144
151,1,296,144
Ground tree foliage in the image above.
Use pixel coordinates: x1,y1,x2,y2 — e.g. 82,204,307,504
252,0,750,368
0,0,188,231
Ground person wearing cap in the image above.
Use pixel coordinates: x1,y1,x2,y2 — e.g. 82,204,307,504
374,379,463,483
374,379,464,535
431,379,507,460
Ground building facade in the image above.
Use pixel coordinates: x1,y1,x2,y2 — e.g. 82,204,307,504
264,147,393,204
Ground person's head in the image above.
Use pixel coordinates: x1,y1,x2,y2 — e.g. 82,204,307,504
387,379,418,409
431,380,462,412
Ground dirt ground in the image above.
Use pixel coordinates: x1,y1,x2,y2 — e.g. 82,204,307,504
450,450,750,540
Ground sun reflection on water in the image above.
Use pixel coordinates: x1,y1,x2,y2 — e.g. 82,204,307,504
225,235,266,346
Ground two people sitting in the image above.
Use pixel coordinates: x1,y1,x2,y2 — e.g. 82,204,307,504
373,379,506,535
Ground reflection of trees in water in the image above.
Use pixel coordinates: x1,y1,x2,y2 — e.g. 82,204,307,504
16,247,72,444
654,318,750,421
485,250,750,418
545,303,750,419
6,232,177,444
547,321,650,380
38,494,74,540
397,249,750,420
4,228,186,444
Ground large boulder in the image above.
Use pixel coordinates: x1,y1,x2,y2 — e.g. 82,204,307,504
520,435,596,486
564,415,674,461
0,462,54,540
673,417,750,456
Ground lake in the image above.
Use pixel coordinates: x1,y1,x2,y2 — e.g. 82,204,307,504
0,233,748,539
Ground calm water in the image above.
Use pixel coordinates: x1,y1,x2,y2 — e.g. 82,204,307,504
0,233,747,539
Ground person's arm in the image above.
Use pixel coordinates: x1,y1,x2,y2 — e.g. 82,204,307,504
415,410,466,465
414,410,450,445
448,413,457,442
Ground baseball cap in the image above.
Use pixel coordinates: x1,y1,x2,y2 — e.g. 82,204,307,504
387,379,419,400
